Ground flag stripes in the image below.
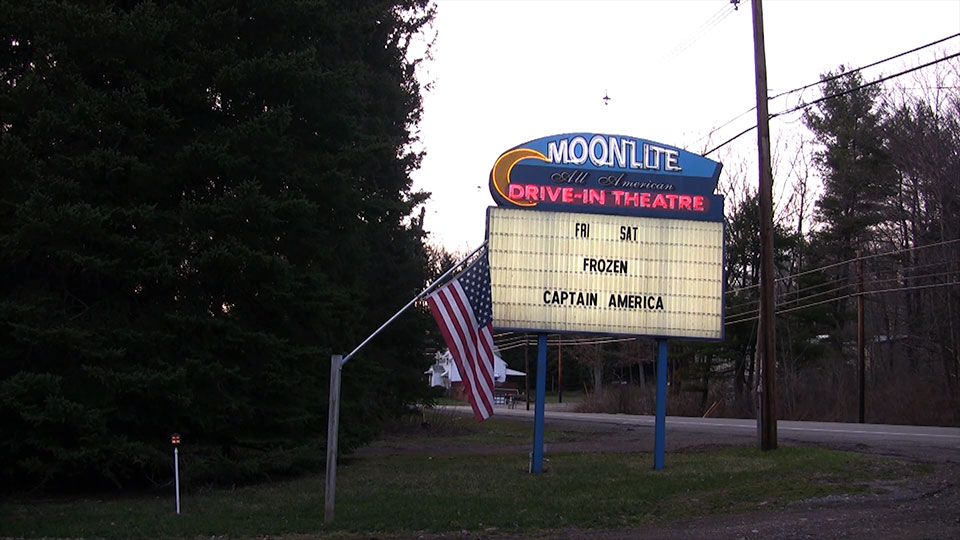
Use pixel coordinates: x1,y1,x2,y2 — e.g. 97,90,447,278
426,253,496,421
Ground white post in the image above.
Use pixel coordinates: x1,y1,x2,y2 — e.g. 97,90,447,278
174,446,181,514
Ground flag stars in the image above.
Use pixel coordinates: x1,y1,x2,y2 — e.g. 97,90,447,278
461,255,492,327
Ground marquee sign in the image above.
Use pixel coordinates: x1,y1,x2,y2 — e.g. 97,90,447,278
488,133,724,222
485,132,725,340
487,207,724,339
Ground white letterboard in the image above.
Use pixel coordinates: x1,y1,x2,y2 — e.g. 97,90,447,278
487,207,724,339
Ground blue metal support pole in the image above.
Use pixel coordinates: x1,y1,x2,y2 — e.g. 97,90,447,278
532,333,547,473
654,338,668,470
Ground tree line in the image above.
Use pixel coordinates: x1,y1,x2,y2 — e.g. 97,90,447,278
1,0,441,492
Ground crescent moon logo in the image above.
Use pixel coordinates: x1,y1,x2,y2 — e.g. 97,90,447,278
490,148,548,207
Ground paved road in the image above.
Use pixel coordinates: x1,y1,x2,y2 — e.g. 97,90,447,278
478,405,960,462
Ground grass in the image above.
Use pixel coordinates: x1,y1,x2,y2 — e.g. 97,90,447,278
545,390,584,404
368,408,593,448
0,414,926,540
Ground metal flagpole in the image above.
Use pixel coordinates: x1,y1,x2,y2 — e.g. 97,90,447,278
324,354,342,523
324,241,488,523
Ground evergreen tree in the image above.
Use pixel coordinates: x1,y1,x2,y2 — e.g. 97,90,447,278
0,0,436,490
803,67,895,345
805,67,895,252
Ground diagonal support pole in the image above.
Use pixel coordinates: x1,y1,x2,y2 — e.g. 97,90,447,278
340,242,487,367
324,242,487,523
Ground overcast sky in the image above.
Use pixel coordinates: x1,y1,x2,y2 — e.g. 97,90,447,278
410,0,960,252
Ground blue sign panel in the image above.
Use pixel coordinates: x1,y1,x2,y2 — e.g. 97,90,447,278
489,133,724,222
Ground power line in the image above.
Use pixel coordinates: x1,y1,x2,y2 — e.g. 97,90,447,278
725,280,960,326
862,269,960,290
728,262,958,313
703,50,960,156
868,257,955,278
727,264,959,317
781,236,960,285
696,32,959,152
722,238,960,314
773,51,960,119
727,282,851,319
729,272,849,301
727,255,960,323
661,2,737,63
725,237,960,296
769,32,960,103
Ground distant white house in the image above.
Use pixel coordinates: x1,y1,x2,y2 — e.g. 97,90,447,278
425,349,525,391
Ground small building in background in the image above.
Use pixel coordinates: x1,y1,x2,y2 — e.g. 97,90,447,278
425,349,525,400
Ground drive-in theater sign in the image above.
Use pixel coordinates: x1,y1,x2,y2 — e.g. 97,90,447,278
487,132,725,341
486,132,725,473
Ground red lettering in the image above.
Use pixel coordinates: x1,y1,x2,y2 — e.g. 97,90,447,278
512,184,705,213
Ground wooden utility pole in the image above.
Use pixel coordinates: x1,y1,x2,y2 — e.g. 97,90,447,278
857,251,865,423
751,0,777,450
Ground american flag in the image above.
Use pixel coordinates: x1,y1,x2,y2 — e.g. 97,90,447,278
427,249,495,421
